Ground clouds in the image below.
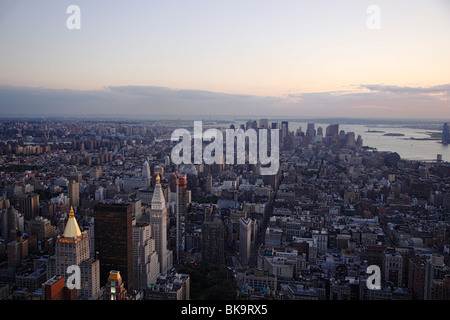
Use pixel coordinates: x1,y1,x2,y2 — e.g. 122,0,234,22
281,83,450,118
0,84,283,117
0,83,449,119
106,85,284,115
361,84,450,96
0,85,121,115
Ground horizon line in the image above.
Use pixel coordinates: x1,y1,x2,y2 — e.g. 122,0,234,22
0,114,448,124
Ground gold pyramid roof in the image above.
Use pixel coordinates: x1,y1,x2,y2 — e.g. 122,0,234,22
63,206,82,238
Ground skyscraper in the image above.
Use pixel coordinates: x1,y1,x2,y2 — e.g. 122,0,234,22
94,202,134,291
68,181,80,209
143,160,151,182
55,206,100,299
55,207,86,276
14,193,39,220
7,235,28,269
201,205,225,264
306,123,316,138
239,218,252,265
133,221,160,290
282,121,289,135
326,123,339,138
176,175,188,261
150,175,173,274
2,206,18,243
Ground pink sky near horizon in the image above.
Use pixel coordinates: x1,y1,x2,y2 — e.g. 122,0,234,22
0,0,449,118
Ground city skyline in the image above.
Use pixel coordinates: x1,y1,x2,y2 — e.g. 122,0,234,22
0,0,449,119
0,117,449,302
2,1,450,306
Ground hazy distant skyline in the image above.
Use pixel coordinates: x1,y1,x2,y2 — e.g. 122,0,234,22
0,0,449,118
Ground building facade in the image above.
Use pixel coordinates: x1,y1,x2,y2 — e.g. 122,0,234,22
133,221,160,290
94,202,134,291
55,206,100,299
150,175,173,274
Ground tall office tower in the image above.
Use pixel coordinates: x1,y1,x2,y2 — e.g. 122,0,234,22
143,160,151,182
281,120,288,134
169,172,178,192
443,123,450,144
103,270,127,300
14,193,39,220
68,181,80,208
94,202,133,291
133,222,160,290
279,121,288,148
7,235,28,269
345,132,356,147
55,206,100,299
26,216,56,242
55,206,86,274
176,175,188,261
2,206,18,242
239,218,252,265
324,123,338,147
306,123,316,138
79,257,101,299
150,175,173,274
424,253,449,300
86,218,95,258
201,205,225,264
338,130,346,147
177,175,188,211
326,123,339,138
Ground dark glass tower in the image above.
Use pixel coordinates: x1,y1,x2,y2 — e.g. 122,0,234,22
94,202,133,291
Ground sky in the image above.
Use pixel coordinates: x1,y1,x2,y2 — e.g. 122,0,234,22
0,0,449,119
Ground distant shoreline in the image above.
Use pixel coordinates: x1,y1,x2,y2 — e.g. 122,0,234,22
404,131,442,141
384,133,404,137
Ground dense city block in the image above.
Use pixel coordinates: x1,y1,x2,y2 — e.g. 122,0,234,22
0,117,449,300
